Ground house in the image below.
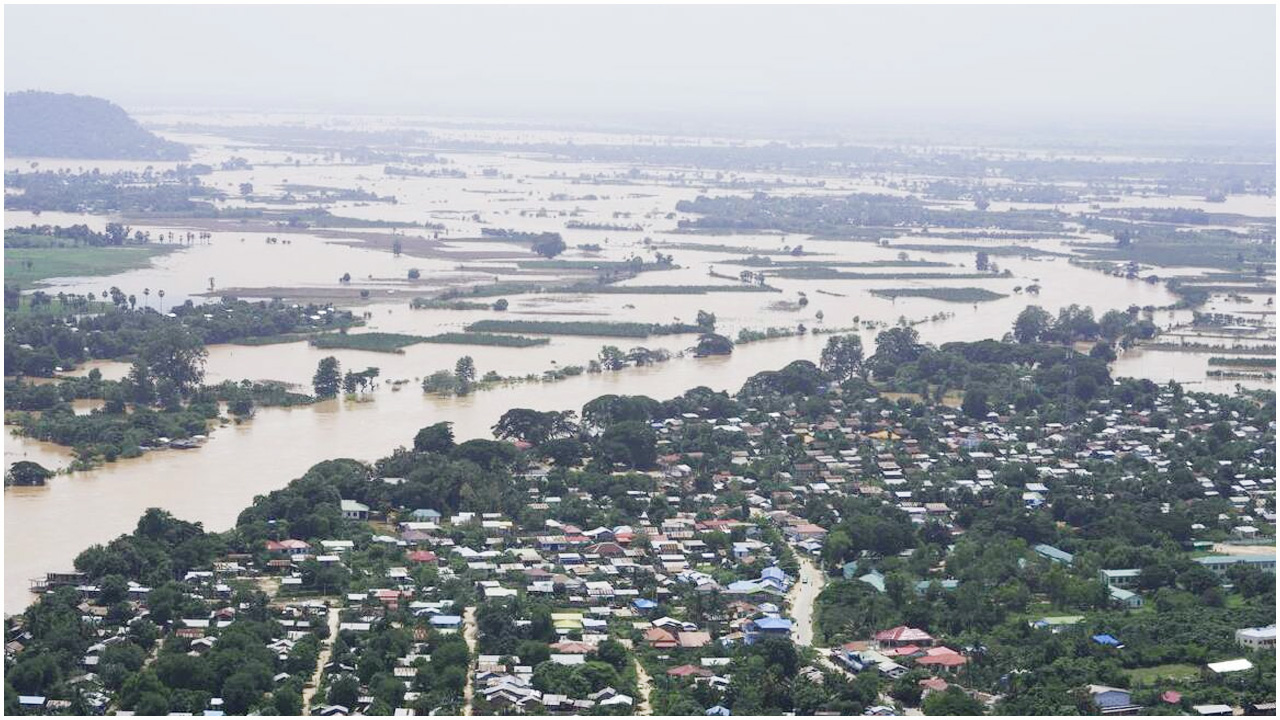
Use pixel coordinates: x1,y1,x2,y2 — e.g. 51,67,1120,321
643,627,679,649
678,631,713,649
1193,705,1234,716
428,615,463,631
914,646,967,671
745,617,793,644
1098,569,1141,589
874,626,933,648
408,508,442,522
1087,685,1141,714
1108,586,1143,609
340,500,370,520
1193,554,1275,576
1205,658,1253,676
265,539,312,556
785,523,828,542
1033,544,1074,566
667,664,715,679
1235,625,1276,650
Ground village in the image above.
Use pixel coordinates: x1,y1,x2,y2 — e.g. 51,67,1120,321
6,341,1275,717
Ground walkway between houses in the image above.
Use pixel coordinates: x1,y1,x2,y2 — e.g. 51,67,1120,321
634,656,654,715
462,606,478,716
303,601,341,714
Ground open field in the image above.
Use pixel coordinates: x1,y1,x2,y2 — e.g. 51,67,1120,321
5,246,178,285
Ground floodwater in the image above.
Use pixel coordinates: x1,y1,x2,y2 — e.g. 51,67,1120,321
4,115,1275,612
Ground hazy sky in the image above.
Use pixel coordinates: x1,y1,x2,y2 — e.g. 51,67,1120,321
5,4,1276,133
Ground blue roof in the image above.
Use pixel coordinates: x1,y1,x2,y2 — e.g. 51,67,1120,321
1092,634,1121,646
632,598,658,609
753,617,793,631
706,706,731,716
761,567,786,581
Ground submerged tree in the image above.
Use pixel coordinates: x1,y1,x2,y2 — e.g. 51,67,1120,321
312,356,342,399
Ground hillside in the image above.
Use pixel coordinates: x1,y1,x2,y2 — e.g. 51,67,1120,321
4,91,189,160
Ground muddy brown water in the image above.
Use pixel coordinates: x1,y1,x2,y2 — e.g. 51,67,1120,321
4,118,1274,613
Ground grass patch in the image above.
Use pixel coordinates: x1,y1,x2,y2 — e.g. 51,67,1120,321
422,332,550,348
5,245,178,285
769,268,997,280
309,332,429,353
516,260,676,271
1208,357,1275,368
870,287,1008,302
410,298,494,310
4,295,115,318
1122,664,1200,684
728,257,951,268
228,333,314,347
465,319,700,338
564,284,779,294
890,243,1069,257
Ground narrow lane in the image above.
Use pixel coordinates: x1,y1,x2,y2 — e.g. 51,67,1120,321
462,606,478,716
303,602,341,714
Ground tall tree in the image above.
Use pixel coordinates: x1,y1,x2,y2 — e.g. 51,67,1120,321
312,356,342,399
820,334,865,381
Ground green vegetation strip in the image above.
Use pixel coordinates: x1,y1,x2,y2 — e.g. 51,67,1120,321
309,332,430,353
870,288,1008,302
1208,357,1275,368
421,332,549,348
769,268,996,280
466,319,700,338
4,246,178,285
563,284,779,294
228,333,314,347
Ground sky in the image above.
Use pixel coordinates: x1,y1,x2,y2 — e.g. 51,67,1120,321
4,4,1276,136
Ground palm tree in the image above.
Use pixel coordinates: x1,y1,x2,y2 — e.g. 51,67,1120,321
143,288,151,308
158,289,165,312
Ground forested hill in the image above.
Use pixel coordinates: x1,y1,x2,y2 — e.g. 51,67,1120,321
4,91,189,160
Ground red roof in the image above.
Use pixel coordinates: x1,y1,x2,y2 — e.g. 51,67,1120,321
407,550,438,563
1161,691,1182,704
644,627,678,647
875,626,934,644
916,646,967,667
919,677,949,692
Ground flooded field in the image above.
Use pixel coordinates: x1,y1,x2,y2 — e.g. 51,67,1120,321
4,115,1275,612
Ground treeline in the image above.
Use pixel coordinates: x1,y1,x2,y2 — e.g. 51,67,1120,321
675,193,1066,235
4,297,358,377
4,167,218,213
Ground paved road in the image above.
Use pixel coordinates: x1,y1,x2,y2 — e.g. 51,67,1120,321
787,553,827,647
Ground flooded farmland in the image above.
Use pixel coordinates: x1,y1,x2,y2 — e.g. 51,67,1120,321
4,115,1275,613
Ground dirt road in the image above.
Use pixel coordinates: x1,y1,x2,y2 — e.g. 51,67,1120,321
634,657,654,715
302,602,341,714
462,606,478,716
